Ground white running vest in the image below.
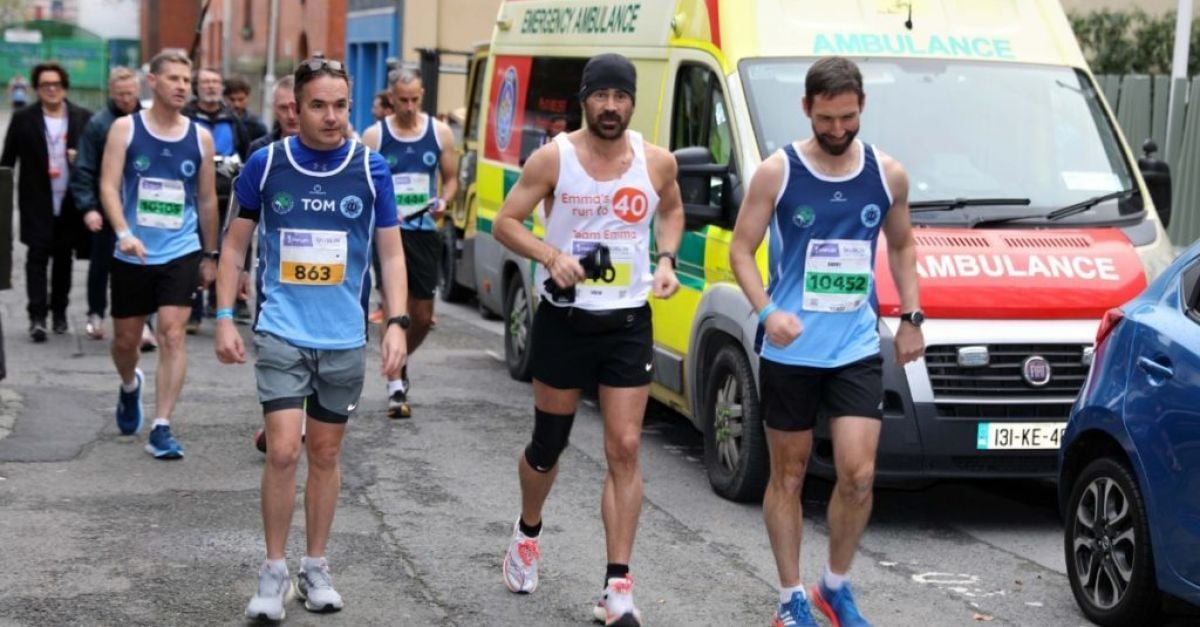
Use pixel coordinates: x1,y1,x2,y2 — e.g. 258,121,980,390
536,131,660,311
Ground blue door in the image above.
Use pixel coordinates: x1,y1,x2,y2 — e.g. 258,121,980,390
1123,260,1200,589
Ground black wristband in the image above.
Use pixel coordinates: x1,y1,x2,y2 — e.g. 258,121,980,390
655,251,676,267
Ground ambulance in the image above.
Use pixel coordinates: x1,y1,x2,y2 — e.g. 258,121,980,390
439,0,1178,501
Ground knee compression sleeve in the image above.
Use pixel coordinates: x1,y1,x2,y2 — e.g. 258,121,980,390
525,408,575,473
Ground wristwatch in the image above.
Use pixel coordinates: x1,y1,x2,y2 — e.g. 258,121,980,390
655,251,677,267
204,250,220,261
386,314,411,330
900,310,926,327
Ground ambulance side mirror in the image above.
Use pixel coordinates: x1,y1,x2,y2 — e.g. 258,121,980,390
1138,138,1172,228
674,146,740,231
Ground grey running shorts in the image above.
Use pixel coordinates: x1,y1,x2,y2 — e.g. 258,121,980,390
253,332,366,423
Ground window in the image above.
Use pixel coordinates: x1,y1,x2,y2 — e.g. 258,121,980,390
519,57,586,164
671,64,731,166
1183,260,1200,322
465,55,488,143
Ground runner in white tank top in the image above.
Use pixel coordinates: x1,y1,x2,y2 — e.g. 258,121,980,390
491,54,685,627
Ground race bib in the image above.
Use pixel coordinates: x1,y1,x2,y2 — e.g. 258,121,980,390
393,172,431,219
573,239,634,301
279,229,347,286
136,177,185,229
802,239,871,312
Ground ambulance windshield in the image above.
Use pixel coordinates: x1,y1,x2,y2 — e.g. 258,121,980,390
740,59,1138,226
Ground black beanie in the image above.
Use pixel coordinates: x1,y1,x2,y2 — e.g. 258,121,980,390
579,53,637,101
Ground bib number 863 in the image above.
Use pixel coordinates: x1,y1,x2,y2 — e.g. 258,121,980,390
281,262,341,285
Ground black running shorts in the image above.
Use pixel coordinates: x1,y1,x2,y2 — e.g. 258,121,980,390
110,250,202,318
759,355,884,432
530,300,653,390
401,229,439,300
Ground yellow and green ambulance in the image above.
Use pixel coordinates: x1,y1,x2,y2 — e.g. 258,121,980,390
440,0,1177,501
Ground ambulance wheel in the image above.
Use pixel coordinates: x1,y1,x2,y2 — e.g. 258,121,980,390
701,341,768,502
438,224,471,303
504,278,534,382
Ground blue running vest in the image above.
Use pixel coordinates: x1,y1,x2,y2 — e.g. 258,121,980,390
254,137,379,350
376,115,441,232
117,111,203,265
762,141,893,368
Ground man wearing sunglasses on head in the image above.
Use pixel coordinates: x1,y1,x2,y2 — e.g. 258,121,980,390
215,56,408,621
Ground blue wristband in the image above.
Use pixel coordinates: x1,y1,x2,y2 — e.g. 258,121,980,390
758,302,778,324
116,229,132,240
215,308,234,321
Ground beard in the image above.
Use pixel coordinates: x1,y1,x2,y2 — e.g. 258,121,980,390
814,126,858,156
586,110,629,140
200,92,223,107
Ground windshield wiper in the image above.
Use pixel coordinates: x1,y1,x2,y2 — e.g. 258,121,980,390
968,188,1139,228
910,197,1031,213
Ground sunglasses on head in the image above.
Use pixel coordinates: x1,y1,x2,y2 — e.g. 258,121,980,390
298,58,346,76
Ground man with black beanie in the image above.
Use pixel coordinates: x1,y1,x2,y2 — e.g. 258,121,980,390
495,53,684,627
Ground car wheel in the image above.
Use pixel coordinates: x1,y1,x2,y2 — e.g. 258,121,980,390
438,224,472,303
503,277,534,382
1064,457,1161,626
701,341,768,502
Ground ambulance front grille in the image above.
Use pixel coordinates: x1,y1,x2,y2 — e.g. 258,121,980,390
925,344,1090,399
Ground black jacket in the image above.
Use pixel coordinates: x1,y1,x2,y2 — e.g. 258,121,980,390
1,99,93,251
70,99,141,217
247,124,285,157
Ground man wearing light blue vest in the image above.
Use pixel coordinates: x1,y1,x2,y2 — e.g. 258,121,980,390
99,50,219,460
214,56,409,621
730,56,924,627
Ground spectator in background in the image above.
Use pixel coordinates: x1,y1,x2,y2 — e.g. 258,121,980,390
224,74,268,143
247,76,299,156
71,66,144,343
546,114,568,139
371,89,393,122
183,67,250,332
1,62,92,342
9,73,28,109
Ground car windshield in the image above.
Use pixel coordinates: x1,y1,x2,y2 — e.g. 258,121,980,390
739,58,1138,226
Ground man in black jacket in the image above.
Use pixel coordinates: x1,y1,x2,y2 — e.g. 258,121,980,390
70,66,141,342
1,62,92,341
182,67,249,331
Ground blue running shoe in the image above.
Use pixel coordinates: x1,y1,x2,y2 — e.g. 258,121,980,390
145,424,184,460
811,581,871,627
115,368,144,435
773,591,818,626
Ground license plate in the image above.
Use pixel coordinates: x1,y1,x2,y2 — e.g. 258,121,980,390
976,422,1067,450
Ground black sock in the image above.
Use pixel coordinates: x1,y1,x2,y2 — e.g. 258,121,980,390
518,517,541,538
605,563,629,586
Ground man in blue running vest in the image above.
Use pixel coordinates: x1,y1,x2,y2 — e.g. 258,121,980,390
730,56,924,627
360,67,457,419
214,57,408,621
99,50,219,460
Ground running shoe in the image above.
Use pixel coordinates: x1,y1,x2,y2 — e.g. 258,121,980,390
811,581,871,627
145,424,184,460
29,320,47,343
140,324,157,352
244,561,290,621
253,428,267,453
368,306,384,324
774,590,819,627
593,575,641,626
297,557,344,613
502,520,540,594
52,315,67,334
86,313,104,340
115,368,144,435
387,385,411,419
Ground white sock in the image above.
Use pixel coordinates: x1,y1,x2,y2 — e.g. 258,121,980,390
301,555,327,571
780,584,806,604
264,558,287,573
152,418,170,428
387,379,406,394
121,378,138,392
823,566,848,591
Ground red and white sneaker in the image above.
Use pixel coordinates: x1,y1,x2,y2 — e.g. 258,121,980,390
592,575,641,626
502,520,540,593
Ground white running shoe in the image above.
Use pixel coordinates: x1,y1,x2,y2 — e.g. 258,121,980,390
297,557,344,612
502,520,540,593
593,575,642,626
244,561,290,621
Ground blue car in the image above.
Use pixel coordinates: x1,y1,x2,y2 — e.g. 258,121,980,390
1059,240,1200,626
